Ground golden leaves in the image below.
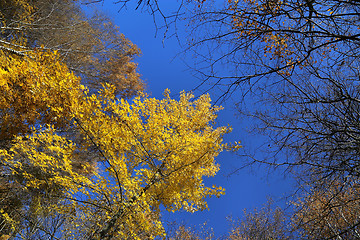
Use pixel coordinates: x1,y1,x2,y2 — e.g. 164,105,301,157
0,48,239,238
0,50,84,139
77,88,231,214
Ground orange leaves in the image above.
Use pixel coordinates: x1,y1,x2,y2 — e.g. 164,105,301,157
227,0,302,72
1,0,145,100
226,0,336,76
0,50,84,139
292,180,360,239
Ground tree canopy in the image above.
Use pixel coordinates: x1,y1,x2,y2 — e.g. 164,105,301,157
1,0,144,98
125,0,360,238
4,0,360,238
0,1,239,239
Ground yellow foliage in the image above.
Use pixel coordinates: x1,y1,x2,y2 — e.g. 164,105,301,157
0,49,239,238
0,50,84,140
0,0,34,47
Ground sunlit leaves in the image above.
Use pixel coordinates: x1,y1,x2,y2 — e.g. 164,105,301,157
0,2,240,237
72,86,230,238
0,48,237,238
1,0,145,98
0,50,84,140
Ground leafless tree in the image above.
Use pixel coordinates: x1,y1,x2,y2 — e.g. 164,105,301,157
182,0,360,184
182,1,360,238
227,199,292,240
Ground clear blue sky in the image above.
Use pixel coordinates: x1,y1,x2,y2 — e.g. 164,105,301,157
88,1,294,237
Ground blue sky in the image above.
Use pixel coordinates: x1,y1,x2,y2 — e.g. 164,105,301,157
89,1,294,237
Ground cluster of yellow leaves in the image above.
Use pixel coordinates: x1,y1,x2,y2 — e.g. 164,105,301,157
70,86,230,238
0,50,84,140
0,49,238,238
1,127,92,191
1,0,144,99
0,0,34,46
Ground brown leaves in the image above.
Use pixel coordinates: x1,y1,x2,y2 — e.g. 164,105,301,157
293,179,360,239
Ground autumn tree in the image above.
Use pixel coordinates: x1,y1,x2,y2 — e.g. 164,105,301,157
0,1,241,238
0,45,237,240
292,177,360,239
184,0,360,94
0,0,144,97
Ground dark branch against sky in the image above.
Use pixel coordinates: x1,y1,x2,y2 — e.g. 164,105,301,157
87,0,294,236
